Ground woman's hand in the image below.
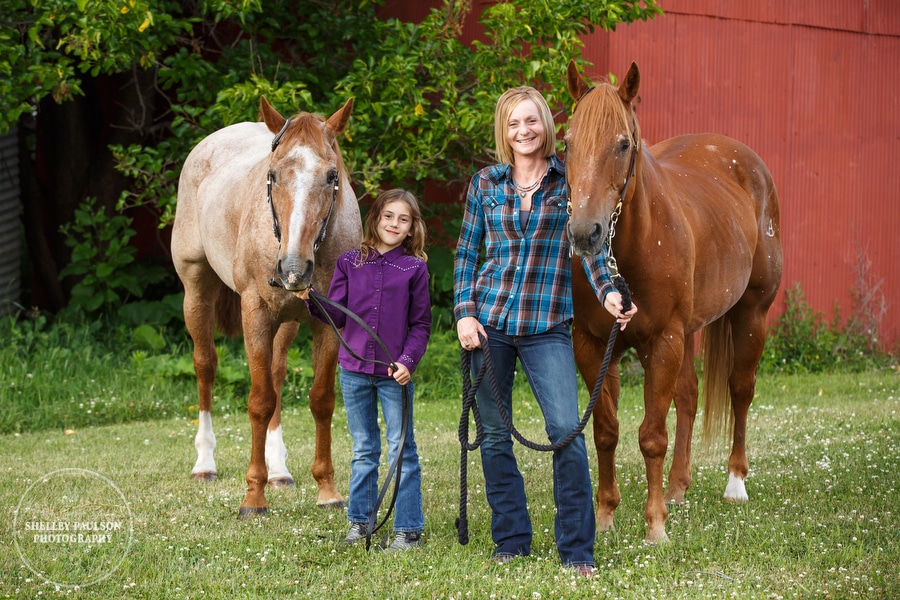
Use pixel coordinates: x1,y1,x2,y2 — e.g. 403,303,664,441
603,291,638,330
457,316,486,350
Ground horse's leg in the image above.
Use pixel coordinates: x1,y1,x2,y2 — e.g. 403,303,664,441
308,319,345,508
238,296,278,517
638,331,685,544
664,333,698,505
595,365,622,533
265,321,300,488
573,322,620,532
722,309,768,502
182,272,220,482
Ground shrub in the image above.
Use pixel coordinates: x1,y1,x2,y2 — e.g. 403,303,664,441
759,282,893,374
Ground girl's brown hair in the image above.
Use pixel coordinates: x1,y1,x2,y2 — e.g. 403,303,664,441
358,188,428,264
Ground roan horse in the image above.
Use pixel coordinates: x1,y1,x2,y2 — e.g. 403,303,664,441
564,61,783,543
172,97,362,516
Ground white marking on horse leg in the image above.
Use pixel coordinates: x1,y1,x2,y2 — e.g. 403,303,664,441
723,472,749,502
265,425,294,484
191,411,217,477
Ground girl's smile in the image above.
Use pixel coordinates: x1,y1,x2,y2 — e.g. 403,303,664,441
374,199,413,253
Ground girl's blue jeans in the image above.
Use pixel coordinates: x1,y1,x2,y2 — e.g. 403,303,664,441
339,368,424,532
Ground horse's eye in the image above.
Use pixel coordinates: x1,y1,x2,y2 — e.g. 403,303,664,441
268,169,276,184
619,139,631,153
326,168,338,185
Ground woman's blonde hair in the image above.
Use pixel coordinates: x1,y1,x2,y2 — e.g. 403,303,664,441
493,86,556,165
359,188,428,263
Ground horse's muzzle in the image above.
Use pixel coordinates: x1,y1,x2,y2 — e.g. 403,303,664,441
276,258,314,291
568,221,607,257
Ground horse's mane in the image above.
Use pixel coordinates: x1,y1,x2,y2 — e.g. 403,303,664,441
573,81,641,145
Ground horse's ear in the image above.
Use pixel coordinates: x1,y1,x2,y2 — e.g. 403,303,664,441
259,96,287,133
567,59,591,101
325,97,354,137
618,62,640,104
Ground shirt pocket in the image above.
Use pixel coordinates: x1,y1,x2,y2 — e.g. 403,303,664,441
482,194,518,235
482,195,507,211
544,195,568,211
541,195,570,230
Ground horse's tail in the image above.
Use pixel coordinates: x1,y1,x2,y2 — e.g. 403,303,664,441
214,283,243,337
700,317,734,447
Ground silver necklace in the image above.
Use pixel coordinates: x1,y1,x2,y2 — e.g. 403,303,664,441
513,178,541,193
513,162,548,195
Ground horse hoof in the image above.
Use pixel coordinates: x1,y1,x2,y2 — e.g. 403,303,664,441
596,513,615,533
644,529,670,545
664,491,686,505
268,477,295,489
238,506,269,519
317,499,346,510
191,471,216,482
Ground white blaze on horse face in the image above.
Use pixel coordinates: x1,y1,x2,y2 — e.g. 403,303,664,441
284,146,323,256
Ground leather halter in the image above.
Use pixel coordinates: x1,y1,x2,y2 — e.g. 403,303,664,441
565,86,638,277
266,118,340,288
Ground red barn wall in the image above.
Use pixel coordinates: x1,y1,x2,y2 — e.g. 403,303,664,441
380,1,900,348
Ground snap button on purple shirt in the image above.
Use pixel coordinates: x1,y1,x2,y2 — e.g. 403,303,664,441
307,246,432,378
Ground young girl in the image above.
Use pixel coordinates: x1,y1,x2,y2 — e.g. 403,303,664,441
299,188,431,551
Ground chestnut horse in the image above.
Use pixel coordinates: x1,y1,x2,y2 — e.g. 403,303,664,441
564,61,783,543
172,97,362,516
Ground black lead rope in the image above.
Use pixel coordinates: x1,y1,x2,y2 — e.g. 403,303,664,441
306,288,410,551
455,277,632,545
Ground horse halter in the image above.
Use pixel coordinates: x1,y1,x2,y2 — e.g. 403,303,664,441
565,86,639,278
266,118,340,288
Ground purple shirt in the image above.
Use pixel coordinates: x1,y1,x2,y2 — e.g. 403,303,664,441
308,246,432,378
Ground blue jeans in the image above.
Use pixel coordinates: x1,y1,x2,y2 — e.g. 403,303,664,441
339,368,424,532
470,323,595,566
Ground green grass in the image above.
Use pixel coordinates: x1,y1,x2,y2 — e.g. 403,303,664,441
1,367,898,598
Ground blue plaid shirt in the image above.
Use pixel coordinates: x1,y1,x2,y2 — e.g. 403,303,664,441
454,154,615,336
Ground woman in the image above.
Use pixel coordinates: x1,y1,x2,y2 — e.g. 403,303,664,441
453,86,636,575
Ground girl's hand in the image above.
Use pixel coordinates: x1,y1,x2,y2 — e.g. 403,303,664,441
457,316,486,351
389,363,411,385
603,291,638,330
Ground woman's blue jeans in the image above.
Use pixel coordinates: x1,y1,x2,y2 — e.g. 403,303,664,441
470,323,595,566
339,369,424,532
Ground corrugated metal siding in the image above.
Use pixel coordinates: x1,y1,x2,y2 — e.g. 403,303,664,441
609,7,900,345
0,129,21,317
868,0,900,35
665,0,870,31
786,27,864,333
856,32,900,346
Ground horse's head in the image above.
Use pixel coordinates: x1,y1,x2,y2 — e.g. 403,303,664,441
564,60,641,257
259,96,354,291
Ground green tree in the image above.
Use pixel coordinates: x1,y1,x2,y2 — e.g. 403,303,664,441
1,0,661,312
